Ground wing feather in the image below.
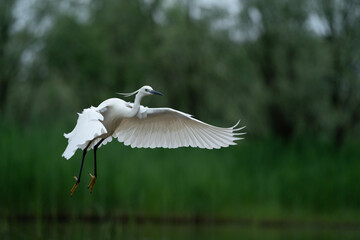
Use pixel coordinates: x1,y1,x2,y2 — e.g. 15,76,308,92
197,127,221,149
138,122,149,148
202,126,228,147
62,107,107,160
195,126,212,149
185,123,204,148
170,119,179,148
207,126,239,143
202,126,224,148
114,107,244,149
178,118,192,147
173,120,182,148
123,126,134,146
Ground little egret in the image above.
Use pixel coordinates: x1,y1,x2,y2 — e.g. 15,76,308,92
62,85,245,196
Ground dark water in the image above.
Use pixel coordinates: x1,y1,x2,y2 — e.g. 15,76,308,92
1,222,360,240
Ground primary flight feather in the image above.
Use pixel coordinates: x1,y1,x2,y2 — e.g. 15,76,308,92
63,85,245,196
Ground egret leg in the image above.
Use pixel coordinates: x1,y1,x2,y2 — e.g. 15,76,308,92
70,141,91,197
88,138,104,193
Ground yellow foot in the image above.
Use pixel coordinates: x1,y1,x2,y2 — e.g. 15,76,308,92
70,176,79,197
88,172,97,194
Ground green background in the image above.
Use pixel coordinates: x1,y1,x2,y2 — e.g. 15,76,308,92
1,0,360,224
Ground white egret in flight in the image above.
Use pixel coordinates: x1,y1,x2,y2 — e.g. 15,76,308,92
62,85,245,196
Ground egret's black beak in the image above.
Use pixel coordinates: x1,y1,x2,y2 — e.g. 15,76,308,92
150,90,163,96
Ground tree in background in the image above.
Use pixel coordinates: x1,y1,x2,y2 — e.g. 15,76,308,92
0,1,17,112
1,0,359,143
240,0,360,142
315,0,360,143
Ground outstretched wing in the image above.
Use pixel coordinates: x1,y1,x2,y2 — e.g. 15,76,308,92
62,107,107,160
113,107,245,149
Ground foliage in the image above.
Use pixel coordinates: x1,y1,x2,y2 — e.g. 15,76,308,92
0,0,360,221
2,0,360,142
1,124,360,220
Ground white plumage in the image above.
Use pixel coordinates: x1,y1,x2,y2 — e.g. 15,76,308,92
114,107,244,149
63,85,245,195
63,86,245,159
62,107,108,159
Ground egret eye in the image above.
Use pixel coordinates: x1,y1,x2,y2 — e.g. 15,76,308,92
145,89,148,92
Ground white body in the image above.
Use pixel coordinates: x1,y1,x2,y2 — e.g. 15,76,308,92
62,86,245,160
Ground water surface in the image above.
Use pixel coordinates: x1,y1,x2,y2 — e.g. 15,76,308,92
2,222,360,240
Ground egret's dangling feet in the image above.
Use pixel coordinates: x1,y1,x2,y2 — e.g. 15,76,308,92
88,172,96,193
70,176,80,197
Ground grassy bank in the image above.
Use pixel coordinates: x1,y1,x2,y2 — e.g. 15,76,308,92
1,123,360,221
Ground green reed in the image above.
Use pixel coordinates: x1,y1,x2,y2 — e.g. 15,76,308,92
1,122,360,221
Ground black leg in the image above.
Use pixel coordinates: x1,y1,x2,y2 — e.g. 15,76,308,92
70,141,92,196
76,141,92,183
93,138,105,178
87,138,105,194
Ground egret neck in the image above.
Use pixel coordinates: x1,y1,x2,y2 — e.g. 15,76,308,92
126,92,143,118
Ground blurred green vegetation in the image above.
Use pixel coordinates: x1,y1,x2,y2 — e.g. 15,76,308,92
1,0,360,222
2,0,359,141
2,122,360,221
3,223,360,240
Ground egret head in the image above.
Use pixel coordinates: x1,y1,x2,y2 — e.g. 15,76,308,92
139,85,163,97
117,85,163,98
